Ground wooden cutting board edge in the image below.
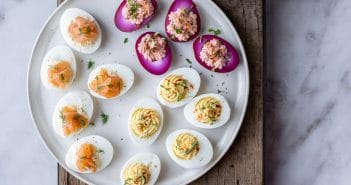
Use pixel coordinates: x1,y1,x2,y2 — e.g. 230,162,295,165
56,0,264,184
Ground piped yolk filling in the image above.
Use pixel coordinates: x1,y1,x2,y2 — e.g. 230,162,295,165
89,68,124,98
68,16,98,46
48,61,73,89
172,133,200,160
123,163,151,185
76,143,98,172
60,106,88,136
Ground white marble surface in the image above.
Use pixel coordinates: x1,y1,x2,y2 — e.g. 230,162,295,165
266,0,351,185
1,0,351,185
0,0,57,185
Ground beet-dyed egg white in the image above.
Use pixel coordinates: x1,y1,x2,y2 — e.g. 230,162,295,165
40,45,76,90
87,64,134,99
115,0,158,32
156,67,200,108
120,153,161,185
193,35,240,73
128,98,163,146
65,135,114,173
53,91,94,137
165,0,201,42
166,129,213,168
60,8,102,54
184,93,231,129
135,32,172,75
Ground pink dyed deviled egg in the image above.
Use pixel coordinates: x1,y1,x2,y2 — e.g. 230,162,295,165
193,35,240,73
165,0,201,42
135,32,172,75
115,0,158,32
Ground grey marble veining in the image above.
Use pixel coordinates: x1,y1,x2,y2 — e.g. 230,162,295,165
0,0,56,185
266,0,351,185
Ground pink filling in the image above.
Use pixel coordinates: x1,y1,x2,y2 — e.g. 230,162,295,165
200,39,228,70
166,8,198,41
122,0,154,25
137,33,167,61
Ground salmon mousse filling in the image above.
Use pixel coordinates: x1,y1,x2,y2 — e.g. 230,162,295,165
166,8,198,41
199,39,228,71
122,0,155,25
137,33,167,61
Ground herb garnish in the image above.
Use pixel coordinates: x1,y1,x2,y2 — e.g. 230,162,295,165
97,149,104,153
87,59,95,69
175,27,182,34
59,74,65,82
100,112,109,124
146,24,150,28
59,111,66,123
124,38,128,44
186,58,192,64
208,28,221,35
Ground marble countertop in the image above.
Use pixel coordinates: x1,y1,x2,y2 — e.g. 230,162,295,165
0,0,350,185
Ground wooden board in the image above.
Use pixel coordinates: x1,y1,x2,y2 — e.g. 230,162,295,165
57,0,263,184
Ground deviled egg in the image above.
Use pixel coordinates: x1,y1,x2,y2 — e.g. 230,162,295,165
135,32,172,75
65,135,114,173
193,35,240,73
60,8,102,54
52,91,94,137
40,45,76,90
166,129,213,168
120,153,161,185
87,64,134,99
165,0,201,42
128,98,163,146
184,93,231,129
156,67,200,108
115,0,158,32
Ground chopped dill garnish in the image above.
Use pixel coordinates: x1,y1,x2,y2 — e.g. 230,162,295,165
208,28,221,35
100,112,109,124
87,59,95,69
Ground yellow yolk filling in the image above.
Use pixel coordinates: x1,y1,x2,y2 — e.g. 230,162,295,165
123,163,151,185
131,108,161,139
172,133,200,160
160,75,192,102
194,97,222,124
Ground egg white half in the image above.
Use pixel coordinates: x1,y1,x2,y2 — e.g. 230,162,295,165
128,98,164,146
166,129,213,169
52,91,94,137
184,93,231,129
120,153,161,185
87,64,134,99
65,135,114,173
40,45,76,90
156,67,201,108
60,8,102,54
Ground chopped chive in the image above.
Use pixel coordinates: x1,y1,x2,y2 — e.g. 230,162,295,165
123,38,128,44
185,58,192,64
100,112,109,124
208,28,221,35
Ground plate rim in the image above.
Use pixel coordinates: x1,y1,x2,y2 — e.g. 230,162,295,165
26,0,250,184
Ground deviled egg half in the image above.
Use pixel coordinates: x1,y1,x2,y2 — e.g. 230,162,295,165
115,0,158,32
60,8,102,54
87,64,134,99
53,91,94,137
120,153,161,185
156,67,200,108
65,135,114,173
184,93,231,129
128,98,163,146
40,45,76,90
166,129,213,169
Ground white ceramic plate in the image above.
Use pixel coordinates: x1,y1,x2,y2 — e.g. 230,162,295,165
27,0,249,184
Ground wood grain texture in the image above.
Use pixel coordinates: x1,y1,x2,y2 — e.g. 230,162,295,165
57,0,263,184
